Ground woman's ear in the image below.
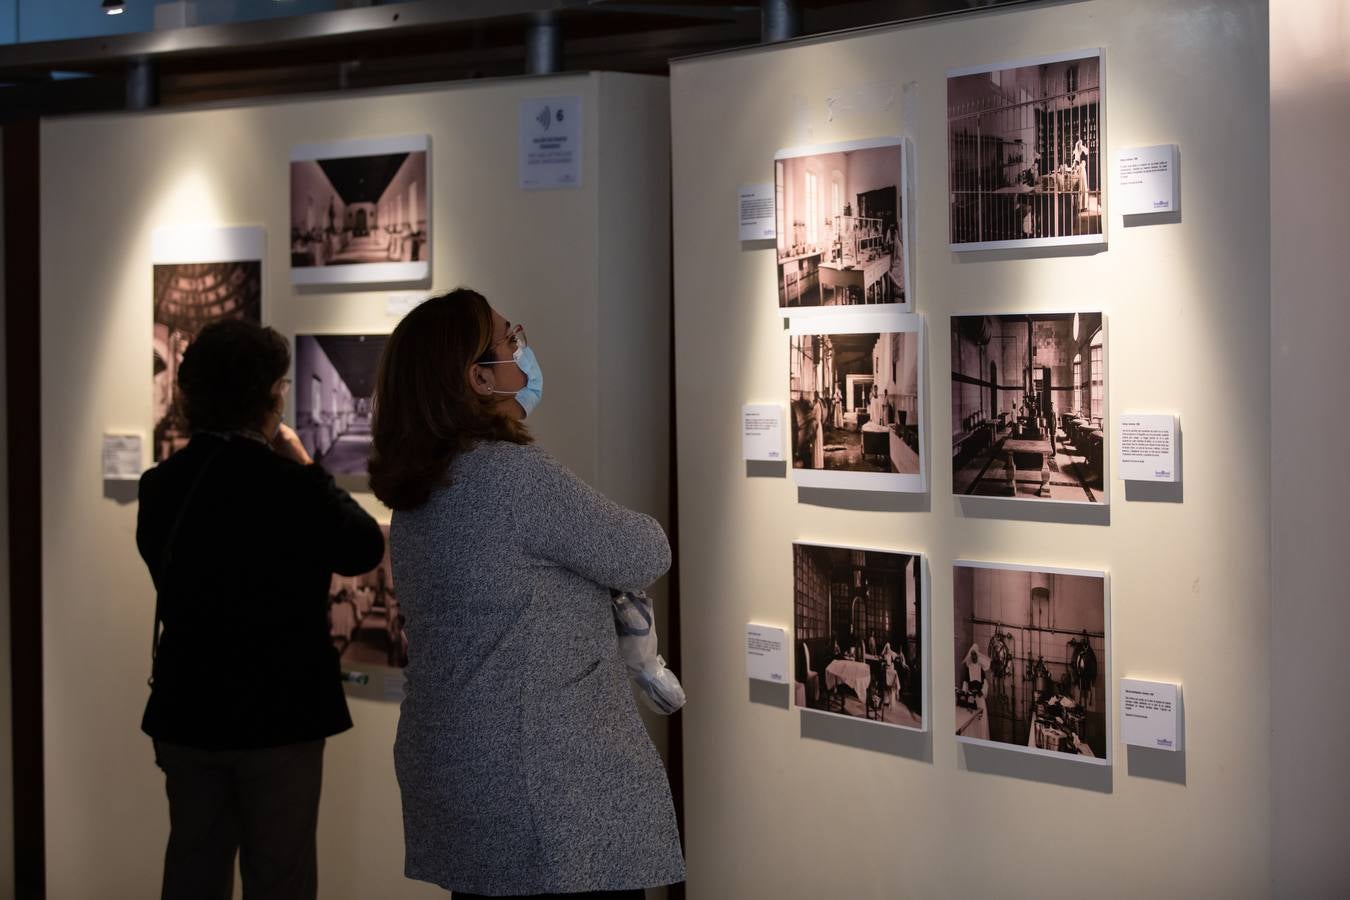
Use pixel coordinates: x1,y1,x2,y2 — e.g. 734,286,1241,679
467,363,494,398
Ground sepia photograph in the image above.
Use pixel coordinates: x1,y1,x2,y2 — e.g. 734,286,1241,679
329,524,405,671
775,137,911,315
953,561,1108,763
152,226,264,463
290,135,430,285
951,312,1106,504
294,334,387,484
789,312,925,493
794,542,925,732
948,49,1105,250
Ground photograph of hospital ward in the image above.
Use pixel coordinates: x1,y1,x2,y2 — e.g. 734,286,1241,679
290,147,427,268
948,51,1102,247
790,329,920,475
953,563,1106,760
951,312,1105,503
294,334,387,479
329,524,405,670
775,142,907,310
152,260,262,462
795,543,923,730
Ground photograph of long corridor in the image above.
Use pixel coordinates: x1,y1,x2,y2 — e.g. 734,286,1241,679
951,312,1106,503
294,334,388,480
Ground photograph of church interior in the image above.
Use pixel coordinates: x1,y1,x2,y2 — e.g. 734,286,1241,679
794,543,923,730
953,563,1106,760
152,260,262,462
290,146,428,268
775,141,906,309
948,50,1102,246
329,525,405,669
951,312,1105,502
294,334,388,478
789,328,920,474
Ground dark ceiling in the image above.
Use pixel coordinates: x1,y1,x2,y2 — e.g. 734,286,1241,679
0,0,1043,117
311,334,388,398
316,152,413,205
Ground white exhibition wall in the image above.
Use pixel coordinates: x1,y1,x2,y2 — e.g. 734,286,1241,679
38,72,671,900
672,1,1273,897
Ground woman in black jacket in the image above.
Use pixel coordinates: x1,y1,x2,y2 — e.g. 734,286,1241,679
136,319,384,900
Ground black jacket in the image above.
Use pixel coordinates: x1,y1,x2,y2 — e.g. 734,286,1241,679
137,432,385,750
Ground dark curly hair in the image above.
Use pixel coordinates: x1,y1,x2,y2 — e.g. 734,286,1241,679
177,319,290,435
369,288,531,511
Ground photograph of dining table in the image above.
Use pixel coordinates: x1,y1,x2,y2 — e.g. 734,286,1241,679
794,542,925,732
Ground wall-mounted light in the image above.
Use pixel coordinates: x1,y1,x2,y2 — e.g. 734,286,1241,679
103,0,125,15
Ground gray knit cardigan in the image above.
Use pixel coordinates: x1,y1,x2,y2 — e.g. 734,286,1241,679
390,441,686,895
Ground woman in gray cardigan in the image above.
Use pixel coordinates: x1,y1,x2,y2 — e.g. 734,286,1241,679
369,289,685,899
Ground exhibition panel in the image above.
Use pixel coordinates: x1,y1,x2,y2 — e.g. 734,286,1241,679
672,0,1270,896
39,72,671,900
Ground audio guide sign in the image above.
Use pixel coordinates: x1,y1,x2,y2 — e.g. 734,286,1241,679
519,95,583,190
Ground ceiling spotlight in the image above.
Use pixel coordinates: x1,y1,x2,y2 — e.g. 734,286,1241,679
103,0,125,15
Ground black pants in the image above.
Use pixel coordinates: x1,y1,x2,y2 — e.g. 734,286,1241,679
454,892,646,900
155,738,325,900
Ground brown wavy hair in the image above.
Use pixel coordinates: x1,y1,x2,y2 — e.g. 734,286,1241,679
368,288,531,510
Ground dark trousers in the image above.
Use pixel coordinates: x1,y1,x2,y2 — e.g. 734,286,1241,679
454,892,646,900
155,738,326,900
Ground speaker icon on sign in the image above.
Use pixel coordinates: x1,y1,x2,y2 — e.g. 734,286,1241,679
535,105,551,131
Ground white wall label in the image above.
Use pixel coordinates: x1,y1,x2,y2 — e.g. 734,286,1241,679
1121,678,1182,751
1117,144,1178,216
102,433,144,480
742,404,784,461
746,624,788,683
519,95,582,190
737,183,776,241
1118,413,1178,482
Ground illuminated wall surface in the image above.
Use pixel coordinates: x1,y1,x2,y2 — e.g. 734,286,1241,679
1,0,337,45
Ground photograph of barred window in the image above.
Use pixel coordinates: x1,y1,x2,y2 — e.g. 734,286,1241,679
948,49,1104,250
794,542,925,732
329,525,405,670
953,561,1108,763
788,312,925,493
951,312,1106,504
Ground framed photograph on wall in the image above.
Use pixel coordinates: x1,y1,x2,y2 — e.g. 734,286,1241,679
950,311,1107,504
788,311,926,493
953,560,1109,765
293,333,388,491
329,524,405,674
794,542,927,733
152,226,265,463
948,49,1106,251
774,137,913,316
290,135,431,285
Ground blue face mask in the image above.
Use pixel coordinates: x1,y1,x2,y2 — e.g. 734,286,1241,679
483,342,543,417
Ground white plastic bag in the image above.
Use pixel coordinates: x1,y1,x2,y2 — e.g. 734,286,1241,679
610,590,686,715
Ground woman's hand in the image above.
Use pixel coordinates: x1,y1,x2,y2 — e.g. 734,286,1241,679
271,423,313,465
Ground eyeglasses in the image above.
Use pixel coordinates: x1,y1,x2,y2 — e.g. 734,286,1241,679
482,324,527,361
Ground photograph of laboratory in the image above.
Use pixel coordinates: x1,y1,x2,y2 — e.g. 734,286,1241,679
948,50,1103,248
951,312,1105,503
794,543,924,731
329,525,405,670
953,562,1106,761
775,139,908,311
789,328,920,476
290,138,429,277
152,260,262,462
294,334,387,480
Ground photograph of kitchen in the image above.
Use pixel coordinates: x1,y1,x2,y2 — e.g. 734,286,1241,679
329,524,405,670
290,135,429,283
951,311,1106,503
294,334,387,481
789,312,924,492
152,259,262,462
953,561,1107,762
948,49,1104,249
775,137,910,313
794,542,924,731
